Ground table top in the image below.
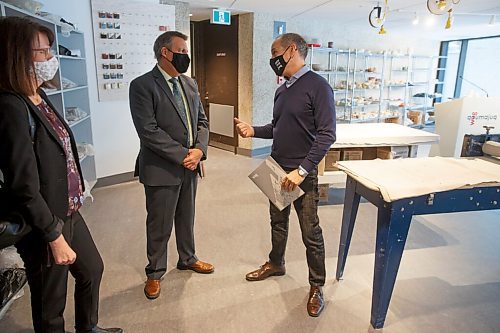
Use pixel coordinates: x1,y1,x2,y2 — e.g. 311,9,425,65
333,123,439,148
337,157,500,202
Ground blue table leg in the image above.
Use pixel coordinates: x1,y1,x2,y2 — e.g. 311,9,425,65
371,200,414,329
336,176,361,280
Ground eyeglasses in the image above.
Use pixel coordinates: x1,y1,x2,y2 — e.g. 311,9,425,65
33,48,52,57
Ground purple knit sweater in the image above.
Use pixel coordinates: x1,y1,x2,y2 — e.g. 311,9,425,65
253,71,336,172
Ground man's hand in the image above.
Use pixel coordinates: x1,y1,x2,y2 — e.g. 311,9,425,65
49,234,76,265
281,169,305,192
183,148,203,171
234,118,254,138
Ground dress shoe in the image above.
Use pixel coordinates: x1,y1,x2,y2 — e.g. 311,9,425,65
144,278,161,300
76,326,123,333
91,327,123,333
307,286,325,317
245,261,286,281
177,260,214,274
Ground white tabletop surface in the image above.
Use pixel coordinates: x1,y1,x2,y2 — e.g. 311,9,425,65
333,123,439,148
337,157,500,202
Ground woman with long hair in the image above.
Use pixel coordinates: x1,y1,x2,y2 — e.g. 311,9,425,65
0,16,122,333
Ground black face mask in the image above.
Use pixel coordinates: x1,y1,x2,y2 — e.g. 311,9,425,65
166,49,190,74
269,46,291,77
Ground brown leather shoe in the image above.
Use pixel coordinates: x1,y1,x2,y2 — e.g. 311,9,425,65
144,278,161,300
177,260,214,274
307,286,325,317
245,261,286,281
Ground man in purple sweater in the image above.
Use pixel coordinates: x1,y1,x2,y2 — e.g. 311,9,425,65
234,33,336,317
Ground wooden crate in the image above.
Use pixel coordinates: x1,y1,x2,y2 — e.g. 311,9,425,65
376,146,410,159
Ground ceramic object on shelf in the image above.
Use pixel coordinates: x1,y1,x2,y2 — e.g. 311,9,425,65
312,63,326,71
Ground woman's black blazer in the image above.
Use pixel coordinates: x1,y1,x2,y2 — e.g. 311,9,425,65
0,90,85,242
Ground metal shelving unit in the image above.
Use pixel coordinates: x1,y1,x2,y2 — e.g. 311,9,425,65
308,46,445,127
406,55,447,128
0,1,97,188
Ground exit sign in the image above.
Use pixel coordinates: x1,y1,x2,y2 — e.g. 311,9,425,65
211,9,231,25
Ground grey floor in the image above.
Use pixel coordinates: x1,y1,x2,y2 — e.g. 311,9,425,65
1,147,500,333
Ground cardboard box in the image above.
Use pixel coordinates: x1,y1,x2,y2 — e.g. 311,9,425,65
342,149,363,161
385,116,401,124
361,147,378,160
319,184,329,202
324,150,341,171
318,157,326,176
377,146,410,159
407,111,422,125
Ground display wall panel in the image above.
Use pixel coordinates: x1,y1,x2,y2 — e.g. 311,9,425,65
90,0,175,101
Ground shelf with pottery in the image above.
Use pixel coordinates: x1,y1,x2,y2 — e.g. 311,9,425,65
308,45,445,126
0,0,97,190
68,115,91,128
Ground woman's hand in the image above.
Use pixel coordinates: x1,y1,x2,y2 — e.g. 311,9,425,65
49,234,76,265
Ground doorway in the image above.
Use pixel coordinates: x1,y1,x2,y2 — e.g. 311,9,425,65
191,16,239,152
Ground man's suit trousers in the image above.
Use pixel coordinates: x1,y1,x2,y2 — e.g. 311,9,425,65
144,168,198,279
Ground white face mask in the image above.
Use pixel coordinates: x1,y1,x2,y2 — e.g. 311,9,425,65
34,57,59,83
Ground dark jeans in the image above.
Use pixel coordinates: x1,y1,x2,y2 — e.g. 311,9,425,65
16,212,104,333
268,169,326,286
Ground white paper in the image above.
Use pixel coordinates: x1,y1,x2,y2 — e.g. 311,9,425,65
249,157,305,211
337,157,500,202
333,123,439,148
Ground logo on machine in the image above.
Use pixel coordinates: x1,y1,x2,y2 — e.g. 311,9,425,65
467,112,497,126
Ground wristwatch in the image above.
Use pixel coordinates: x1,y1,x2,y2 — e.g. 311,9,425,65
298,167,308,177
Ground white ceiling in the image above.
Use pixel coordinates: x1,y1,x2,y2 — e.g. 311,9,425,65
186,0,500,40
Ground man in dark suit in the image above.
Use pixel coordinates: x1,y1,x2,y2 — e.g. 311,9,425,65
129,31,213,300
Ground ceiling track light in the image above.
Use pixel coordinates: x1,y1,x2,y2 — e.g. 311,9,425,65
489,15,496,26
445,9,453,29
427,0,461,16
412,12,419,25
437,0,448,11
368,0,389,33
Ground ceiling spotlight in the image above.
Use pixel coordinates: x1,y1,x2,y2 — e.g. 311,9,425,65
412,12,419,25
437,0,448,11
489,15,496,26
189,13,193,17
445,9,453,29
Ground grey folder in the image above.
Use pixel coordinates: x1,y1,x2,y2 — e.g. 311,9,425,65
248,157,305,211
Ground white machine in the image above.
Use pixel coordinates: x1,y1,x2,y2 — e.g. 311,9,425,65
432,96,500,157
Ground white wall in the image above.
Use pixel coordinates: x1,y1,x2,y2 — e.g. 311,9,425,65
40,0,189,179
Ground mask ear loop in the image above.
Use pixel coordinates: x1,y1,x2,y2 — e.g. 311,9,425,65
285,44,296,63
161,47,172,61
